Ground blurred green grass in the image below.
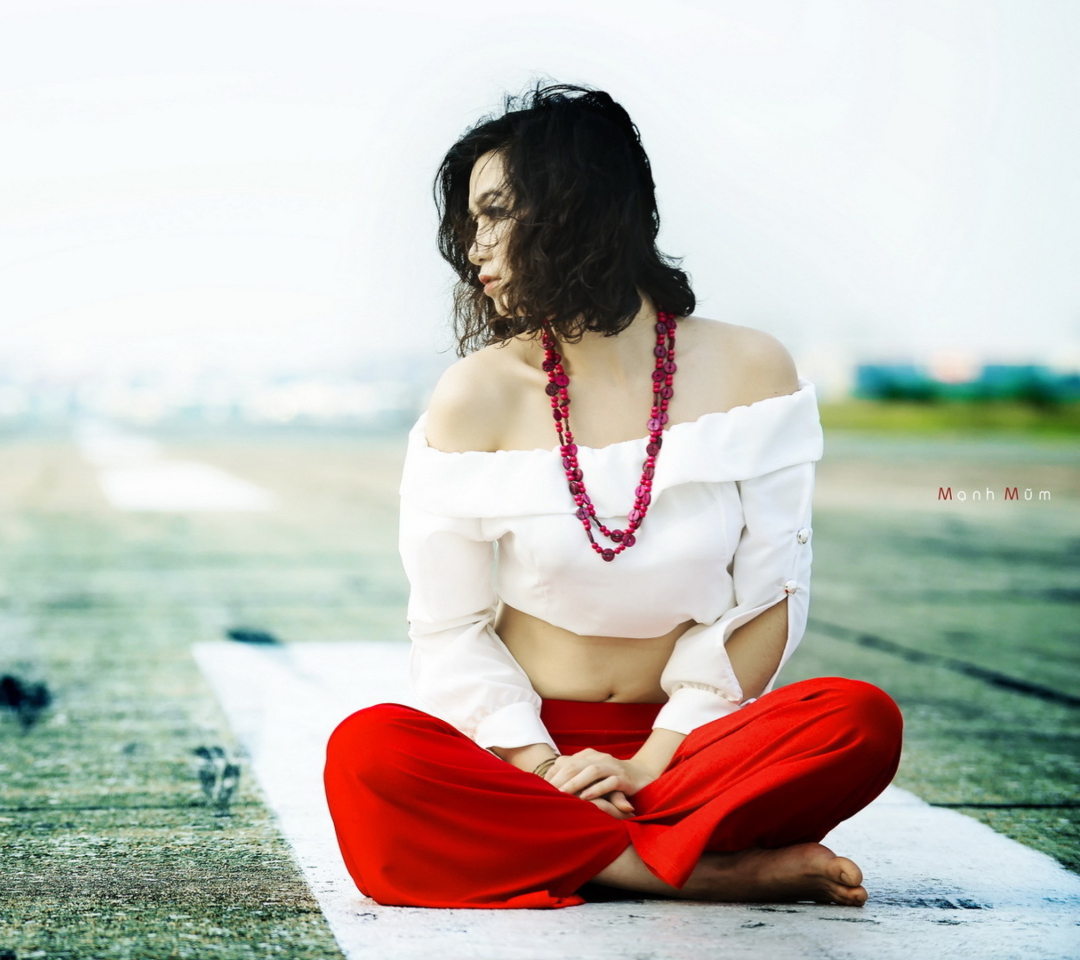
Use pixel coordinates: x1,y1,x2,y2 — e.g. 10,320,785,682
820,399,1080,435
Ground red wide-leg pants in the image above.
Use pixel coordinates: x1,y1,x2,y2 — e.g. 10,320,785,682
323,677,903,909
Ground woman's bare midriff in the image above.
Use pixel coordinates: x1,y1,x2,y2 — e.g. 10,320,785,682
494,602,696,703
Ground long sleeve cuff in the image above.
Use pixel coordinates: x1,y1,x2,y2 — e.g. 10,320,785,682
652,685,743,736
474,701,559,753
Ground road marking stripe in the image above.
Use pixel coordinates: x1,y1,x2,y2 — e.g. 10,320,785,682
194,640,1080,960
75,421,275,512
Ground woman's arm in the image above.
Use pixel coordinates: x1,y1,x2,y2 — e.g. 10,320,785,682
629,598,788,776
399,356,564,754
649,457,817,735
400,492,562,753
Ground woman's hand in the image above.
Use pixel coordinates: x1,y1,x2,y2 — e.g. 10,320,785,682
545,748,659,804
584,789,636,819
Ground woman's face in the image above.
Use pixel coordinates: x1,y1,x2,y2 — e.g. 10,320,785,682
467,150,514,312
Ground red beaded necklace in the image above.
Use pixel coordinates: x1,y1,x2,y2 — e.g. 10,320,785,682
540,310,677,562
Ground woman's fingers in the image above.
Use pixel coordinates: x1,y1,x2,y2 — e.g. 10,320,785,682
545,751,646,805
547,751,618,789
561,764,625,798
548,759,602,791
588,796,632,819
607,790,635,814
578,775,621,801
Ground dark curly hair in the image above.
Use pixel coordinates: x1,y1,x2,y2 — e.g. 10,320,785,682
435,81,696,357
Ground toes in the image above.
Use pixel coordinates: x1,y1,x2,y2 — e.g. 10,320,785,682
847,885,868,907
821,882,866,906
831,856,863,888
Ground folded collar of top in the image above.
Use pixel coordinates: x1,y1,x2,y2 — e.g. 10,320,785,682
400,377,824,519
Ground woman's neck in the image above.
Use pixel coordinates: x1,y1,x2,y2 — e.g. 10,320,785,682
542,295,660,387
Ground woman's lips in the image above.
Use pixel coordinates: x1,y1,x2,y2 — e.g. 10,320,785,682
482,278,500,294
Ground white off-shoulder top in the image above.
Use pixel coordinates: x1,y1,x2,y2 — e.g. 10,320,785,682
397,376,825,754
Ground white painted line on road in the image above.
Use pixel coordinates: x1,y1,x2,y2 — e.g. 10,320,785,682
75,420,275,512
98,461,275,512
193,640,1080,960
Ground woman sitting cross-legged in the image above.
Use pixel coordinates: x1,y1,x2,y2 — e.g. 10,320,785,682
324,82,903,910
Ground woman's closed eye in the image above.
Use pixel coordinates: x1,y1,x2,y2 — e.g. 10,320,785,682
473,205,508,222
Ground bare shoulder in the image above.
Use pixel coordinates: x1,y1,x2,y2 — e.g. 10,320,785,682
683,316,799,408
423,342,521,453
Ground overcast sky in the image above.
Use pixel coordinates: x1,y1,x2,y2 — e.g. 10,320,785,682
1,0,1077,384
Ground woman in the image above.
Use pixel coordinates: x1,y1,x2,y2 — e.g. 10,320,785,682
324,83,903,910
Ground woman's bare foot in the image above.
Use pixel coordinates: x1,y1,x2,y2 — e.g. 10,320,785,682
683,843,867,906
590,842,868,906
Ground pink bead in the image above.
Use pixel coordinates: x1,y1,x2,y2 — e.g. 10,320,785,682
623,533,636,547
647,417,661,431
653,345,667,358
660,385,673,400
555,373,569,387
601,549,615,562
663,360,676,375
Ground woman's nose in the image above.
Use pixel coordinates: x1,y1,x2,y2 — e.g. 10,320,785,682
467,239,482,265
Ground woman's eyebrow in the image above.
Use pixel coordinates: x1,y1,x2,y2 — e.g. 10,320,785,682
468,189,505,215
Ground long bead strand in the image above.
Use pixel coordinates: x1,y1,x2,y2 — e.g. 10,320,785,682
541,310,677,562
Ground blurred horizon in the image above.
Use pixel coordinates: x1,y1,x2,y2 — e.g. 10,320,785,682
2,0,1079,399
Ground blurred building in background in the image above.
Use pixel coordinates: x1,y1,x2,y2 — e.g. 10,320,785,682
855,362,1080,405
